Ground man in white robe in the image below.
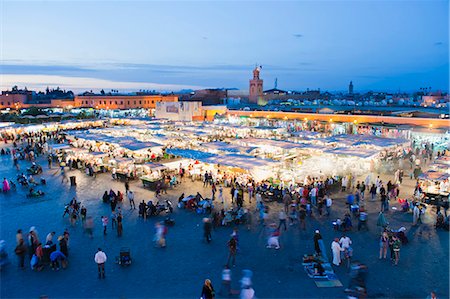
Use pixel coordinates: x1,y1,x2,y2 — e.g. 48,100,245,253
331,238,344,266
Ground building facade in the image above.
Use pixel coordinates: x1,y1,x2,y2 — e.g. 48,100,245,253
155,101,203,121
0,88,178,110
74,94,178,110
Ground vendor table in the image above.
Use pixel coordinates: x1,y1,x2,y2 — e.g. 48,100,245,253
140,176,161,191
423,191,449,205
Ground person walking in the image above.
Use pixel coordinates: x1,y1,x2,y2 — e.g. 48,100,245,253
80,206,87,223
278,210,287,231
413,204,420,226
117,213,123,237
379,232,389,259
14,239,27,269
101,216,108,235
84,216,94,239
111,211,117,229
211,183,216,200
200,279,215,299
313,230,322,255
325,195,332,216
392,236,401,266
299,207,306,230
94,248,107,279
127,190,136,210
226,237,237,267
220,266,232,296
370,184,377,201
203,218,212,243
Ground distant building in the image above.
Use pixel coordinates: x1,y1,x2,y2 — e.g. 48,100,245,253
421,91,450,107
155,101,202,121
75,93,177,110
0,87,178,110
249,66,263,104
349,81,354,94
183,88,227,105
264,88,288,97
0,86,74,110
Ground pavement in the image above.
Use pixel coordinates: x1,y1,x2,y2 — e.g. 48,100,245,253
0,146,448,299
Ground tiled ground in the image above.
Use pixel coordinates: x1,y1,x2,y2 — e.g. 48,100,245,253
0,146,448,298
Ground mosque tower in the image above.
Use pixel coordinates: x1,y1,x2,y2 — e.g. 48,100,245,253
249,65,263,104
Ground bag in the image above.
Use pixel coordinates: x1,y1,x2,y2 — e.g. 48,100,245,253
14,246,23,255
30,254,38,269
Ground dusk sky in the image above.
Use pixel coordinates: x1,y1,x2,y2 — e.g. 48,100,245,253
1,0,449,93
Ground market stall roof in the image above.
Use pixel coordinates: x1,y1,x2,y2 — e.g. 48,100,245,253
201,142,258,154
201,142,238,152
166,148,217,162
89,151,108,157
110,157,134,165
119,141,162,151
434,156,450,165
239,138,301,150
143,162,167,171
320,134,408,148
51,143,71,150
418,170,450,181
205,153,278,170
324,147,379,158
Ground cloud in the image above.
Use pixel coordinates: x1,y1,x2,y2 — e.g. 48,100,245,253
293,34,303,38
0,74,207,93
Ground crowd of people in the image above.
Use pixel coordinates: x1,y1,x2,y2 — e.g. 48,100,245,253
0,129,448,299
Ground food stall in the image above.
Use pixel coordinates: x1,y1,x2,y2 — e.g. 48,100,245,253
418,170,450,205
109,157,136,180
139,163,168,190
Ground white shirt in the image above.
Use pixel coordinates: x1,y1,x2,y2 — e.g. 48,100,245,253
94,251,107,264
339,236,352,249
127,191,134,200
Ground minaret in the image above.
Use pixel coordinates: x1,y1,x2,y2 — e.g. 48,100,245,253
249,66,263,104
349,81,354,94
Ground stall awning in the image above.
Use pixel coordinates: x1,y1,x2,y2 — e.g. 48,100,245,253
51,143,71,150
239,138,301,150
166,148,217,163
201,142,255,153
110,157,134,165
321,134,409,148
205,154,278,170
324,147,378,158
119,141,162,151
419,170,450,181
144,162,168,172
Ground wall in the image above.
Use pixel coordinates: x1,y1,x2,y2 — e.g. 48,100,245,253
228,110,450,129
74,95,178,109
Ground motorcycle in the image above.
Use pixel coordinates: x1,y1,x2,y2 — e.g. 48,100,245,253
16,175,29,186
155,200,173,215
27,164,43,175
